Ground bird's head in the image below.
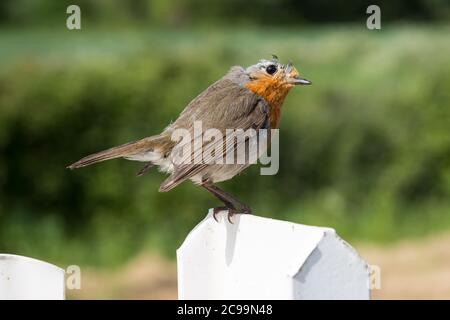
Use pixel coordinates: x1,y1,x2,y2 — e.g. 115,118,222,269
243,56,311,128
245,56,311,90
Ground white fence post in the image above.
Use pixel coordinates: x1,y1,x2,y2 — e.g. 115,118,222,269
177,210,370,300
0,254,65,300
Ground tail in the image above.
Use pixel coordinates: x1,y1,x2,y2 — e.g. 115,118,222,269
67,135,165,169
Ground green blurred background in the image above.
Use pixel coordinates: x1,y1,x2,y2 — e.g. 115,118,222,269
0,0,450,298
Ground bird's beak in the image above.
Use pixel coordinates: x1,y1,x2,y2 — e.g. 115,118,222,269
290,75,312,85
285,65,311,86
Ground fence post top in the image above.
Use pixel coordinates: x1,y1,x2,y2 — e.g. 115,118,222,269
178,209,343,277
0,254,64,274
177,209,370,299
0,253,65,300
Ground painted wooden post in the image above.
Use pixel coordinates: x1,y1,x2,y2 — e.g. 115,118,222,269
177,210,370,299
0,254,65,300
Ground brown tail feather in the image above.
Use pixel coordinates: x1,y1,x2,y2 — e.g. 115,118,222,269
67,136,164,169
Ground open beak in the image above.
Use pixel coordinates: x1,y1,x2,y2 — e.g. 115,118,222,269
290,75,311,86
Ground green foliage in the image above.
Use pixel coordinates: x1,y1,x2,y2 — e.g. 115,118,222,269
0,26,449,266
0,0,449,27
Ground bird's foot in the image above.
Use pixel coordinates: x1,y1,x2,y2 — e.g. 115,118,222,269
212,206,228,222
212,205,252,223
212,206,238,223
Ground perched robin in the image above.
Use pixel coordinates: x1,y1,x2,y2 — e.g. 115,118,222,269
68,56,311,221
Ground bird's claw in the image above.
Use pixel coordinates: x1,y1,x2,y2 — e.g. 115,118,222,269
212,206,237,223
212,206,228,222
212,205,252,223
227,209,238,224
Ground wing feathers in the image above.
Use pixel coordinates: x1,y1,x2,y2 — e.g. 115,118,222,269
159,83,269,192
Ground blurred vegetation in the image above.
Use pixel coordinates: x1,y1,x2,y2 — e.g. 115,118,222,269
1,0,449,27
0,1,449,268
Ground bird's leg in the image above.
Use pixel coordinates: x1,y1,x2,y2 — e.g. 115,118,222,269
136,162,154,177
202,183,237,222
201,182,252,223
229,196,253,215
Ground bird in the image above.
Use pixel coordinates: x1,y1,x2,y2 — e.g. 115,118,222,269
67,56,311,222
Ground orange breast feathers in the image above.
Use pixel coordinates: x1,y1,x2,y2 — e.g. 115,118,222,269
245,75,292,129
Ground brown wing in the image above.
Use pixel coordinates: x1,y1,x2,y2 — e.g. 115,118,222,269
159,80,269,192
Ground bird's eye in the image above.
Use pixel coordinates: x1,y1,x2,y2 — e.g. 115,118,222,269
266,64,277,75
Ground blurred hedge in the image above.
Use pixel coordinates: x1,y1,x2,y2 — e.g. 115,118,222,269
1,0,449,27
0,26,449,266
